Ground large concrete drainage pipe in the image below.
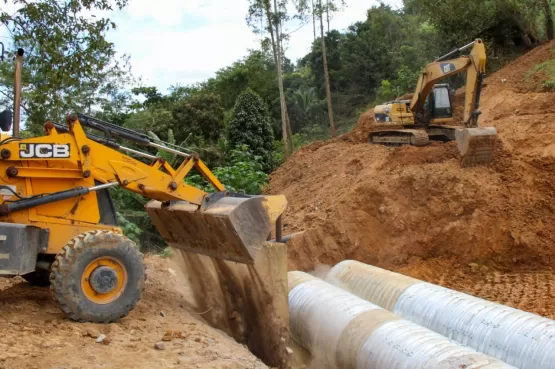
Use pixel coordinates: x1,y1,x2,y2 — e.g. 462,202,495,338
325,260,555,369
288,271,516,369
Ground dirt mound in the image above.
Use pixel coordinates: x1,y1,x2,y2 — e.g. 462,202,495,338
268,41,555,317
0,256,267,369
484,40,554,92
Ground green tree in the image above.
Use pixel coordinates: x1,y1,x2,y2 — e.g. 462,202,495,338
247,0,295,157
207,50,278,110
405,0,547,47
131,86,166,108
315,0,344,137
0,0,131,132
301,30,344,94
186,145,268,195
376,80,397,102
543,0,554,40
228,89,275,171
289,86,325,131
171,92,225,145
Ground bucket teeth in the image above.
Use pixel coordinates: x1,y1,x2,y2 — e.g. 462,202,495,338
145,193,287,264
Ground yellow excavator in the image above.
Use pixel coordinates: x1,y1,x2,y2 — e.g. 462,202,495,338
0,48,286,323
370,39,497,166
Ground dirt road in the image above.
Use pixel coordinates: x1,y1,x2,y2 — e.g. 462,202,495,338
0,256,267,369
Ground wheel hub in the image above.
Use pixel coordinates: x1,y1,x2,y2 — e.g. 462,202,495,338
89,266,119,294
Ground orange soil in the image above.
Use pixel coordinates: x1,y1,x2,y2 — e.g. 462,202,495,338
268,40,555,317
0,256,268,369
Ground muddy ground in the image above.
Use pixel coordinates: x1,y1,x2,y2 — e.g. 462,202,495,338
0,256,267,369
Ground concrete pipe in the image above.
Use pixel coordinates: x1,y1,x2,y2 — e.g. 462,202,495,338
325,260,555,369
288,271,516,369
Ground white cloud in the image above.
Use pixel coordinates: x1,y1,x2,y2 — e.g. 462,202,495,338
107,0,404,92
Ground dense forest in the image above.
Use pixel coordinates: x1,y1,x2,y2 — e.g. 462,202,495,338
0,0,553,250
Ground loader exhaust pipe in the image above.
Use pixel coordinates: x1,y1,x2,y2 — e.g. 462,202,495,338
13,48,24,137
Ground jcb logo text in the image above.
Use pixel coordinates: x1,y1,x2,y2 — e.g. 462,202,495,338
19,143,70,158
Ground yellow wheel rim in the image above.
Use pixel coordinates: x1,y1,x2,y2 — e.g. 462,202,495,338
81,257,127,304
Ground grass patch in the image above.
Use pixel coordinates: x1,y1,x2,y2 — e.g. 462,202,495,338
526,48,555,91
160,247,173,258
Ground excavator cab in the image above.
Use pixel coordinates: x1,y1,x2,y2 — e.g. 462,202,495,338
421,84,454,124
429,84,453,121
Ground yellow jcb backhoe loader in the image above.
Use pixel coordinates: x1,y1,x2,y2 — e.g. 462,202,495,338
370,39,498,167
0,47,287,323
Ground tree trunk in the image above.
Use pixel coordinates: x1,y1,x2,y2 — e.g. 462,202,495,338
311,0,316,41
319,0,336,137
544,0,554,40
278,18,295,154
326,0,330,33
285,105,294,153
264,0,290,158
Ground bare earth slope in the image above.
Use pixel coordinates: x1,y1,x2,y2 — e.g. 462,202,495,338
268,41,555,318
0,256,267,369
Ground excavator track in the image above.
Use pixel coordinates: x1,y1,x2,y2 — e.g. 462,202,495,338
368,129,430,147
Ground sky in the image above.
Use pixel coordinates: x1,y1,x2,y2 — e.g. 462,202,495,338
106,0,403,92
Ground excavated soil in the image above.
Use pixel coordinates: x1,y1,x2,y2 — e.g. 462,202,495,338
0,256,267,369
268,41,555,318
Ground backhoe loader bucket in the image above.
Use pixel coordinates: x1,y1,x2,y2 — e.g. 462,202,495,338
145,193,287,264
455,127,497,167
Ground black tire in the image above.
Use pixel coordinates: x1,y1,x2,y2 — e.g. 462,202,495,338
22,271,51,287
50,230,145,323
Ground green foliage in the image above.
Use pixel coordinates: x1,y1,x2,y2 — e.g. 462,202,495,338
526,50,555,90
117,212,143,246
172,92,225,144
186,145,268,195
124,106,173,134
160,247,173,258
395,65,421,93
376,80,397,103
405,0,549,49
131,86,166,108
0,0,131,131
228,89,275,171
207,50,277,110
147,129,179,163
109,187,163,252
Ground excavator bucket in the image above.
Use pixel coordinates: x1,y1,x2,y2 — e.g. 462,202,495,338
455,127,497,167
145,193,287,264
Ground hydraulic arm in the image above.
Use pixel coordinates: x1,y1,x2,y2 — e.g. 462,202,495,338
410,39,487,128
0,113,286,264
0,45,287,324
